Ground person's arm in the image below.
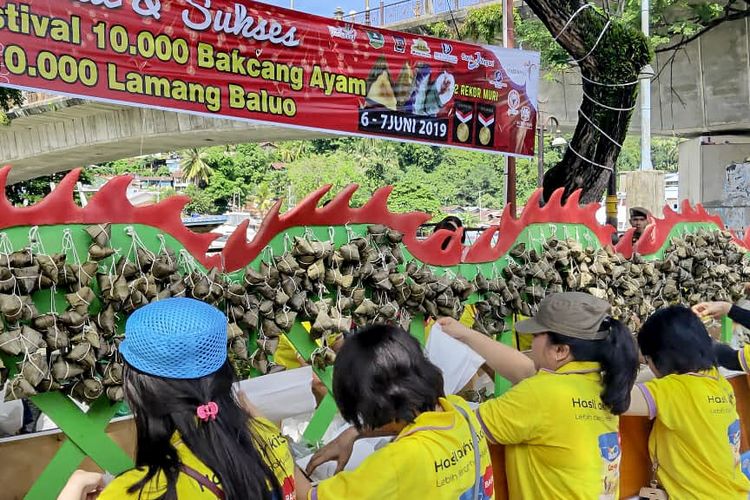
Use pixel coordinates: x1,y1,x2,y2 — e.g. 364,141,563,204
624,385,652,417
57,470,104,500
691,301,750,329
436,317,536,384
294,467,312,500
305,426,399,475
713,341,744,371
728,304,750,330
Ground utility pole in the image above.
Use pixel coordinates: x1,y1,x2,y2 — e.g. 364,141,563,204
640,0,653,170
503,0,516,217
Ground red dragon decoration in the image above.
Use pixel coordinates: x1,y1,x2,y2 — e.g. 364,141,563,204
0,166,743,271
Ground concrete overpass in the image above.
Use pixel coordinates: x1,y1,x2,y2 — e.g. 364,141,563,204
0,96,325,183
0,2,748,179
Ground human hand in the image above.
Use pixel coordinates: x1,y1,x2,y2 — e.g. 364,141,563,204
311,371,328,404
57,470,104,500
305,427,358,475
692,302,732,320
436,317,473,342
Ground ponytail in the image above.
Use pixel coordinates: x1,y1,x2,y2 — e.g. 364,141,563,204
596,318,638,414
548,318,638,415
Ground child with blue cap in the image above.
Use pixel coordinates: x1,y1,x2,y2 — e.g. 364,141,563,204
58,298,297,500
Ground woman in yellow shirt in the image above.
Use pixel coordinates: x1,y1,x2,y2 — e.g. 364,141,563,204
438,292,639,499
58,298,296,500
300,323,495,500
628,305,750,498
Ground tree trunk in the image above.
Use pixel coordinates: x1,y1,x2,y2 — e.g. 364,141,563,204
524,0,651,203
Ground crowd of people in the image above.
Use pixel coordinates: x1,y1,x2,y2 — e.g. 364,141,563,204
55,285,750,499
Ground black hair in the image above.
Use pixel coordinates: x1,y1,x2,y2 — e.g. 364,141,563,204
433,216,466,249
547,317,638,414
332,324,445,431
637,305,715,376
123,361,281,500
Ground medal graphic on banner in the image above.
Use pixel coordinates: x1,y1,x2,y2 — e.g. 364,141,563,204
455,109,473,143
477,112,494,146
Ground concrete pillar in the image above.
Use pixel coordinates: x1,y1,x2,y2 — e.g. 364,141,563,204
619,171,666,218
679,135,750,235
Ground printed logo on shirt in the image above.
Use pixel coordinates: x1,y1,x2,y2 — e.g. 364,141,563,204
728,420,742,467
458,467,493,500
598,432,621,499
271,476,295,500
741,451,750,480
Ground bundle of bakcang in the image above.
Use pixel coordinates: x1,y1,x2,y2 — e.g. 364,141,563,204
2,223,746,405
470,229,749,334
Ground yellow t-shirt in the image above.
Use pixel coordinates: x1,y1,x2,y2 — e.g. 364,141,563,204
477,361,621,500
274,322,313,370
99,417,295,499
309,395,495,500
637,368,750,499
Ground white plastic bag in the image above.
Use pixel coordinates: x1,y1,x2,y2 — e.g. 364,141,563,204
425,322,485,395
0,382,24,435
235,366,316,422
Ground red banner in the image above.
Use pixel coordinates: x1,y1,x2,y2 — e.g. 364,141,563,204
0,1,540,156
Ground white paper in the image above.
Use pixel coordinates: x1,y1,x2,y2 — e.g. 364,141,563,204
235,366,316,422
425,322,486,395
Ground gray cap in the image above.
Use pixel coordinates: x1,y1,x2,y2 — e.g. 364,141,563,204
516,292,611,340
629,207,650,218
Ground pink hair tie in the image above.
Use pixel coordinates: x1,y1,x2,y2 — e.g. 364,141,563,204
196,402,219,422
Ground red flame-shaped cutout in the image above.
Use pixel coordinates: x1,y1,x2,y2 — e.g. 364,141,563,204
463,188,615,263
219,184,446,271
0,166,221,268
615,199,728,258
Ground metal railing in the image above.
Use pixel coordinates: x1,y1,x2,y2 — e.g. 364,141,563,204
342,0,496,27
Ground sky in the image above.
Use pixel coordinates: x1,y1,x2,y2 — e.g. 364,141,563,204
257,0,366,18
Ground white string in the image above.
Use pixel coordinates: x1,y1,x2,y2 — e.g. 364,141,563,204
567,144,614,172
554,4,595,41
582,89,638,111
573,19,611,63
577,109,624,149
580,73,640,88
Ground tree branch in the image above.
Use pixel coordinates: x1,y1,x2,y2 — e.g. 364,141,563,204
655,9,750,53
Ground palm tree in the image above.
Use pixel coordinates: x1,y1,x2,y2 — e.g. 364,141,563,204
181,148,212,186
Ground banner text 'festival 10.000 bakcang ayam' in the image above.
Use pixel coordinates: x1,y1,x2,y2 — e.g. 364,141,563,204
0,0,540,156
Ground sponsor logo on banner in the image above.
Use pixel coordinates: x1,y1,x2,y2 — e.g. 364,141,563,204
393,36,406,53
329,25,357,41
461,51,495,70
367,31,385,49
489,69,507,89
521,106,531,123
507,90,521,116
411,38,432,58
434,43,458,64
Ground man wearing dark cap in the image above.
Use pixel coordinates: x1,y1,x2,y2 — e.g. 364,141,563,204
629,207,650,245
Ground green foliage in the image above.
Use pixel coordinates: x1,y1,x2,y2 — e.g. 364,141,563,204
0,87,22,112
615,136,681,172
388,168,444,216
181,184,219,215
181,148,212,185
6,170,96,206
462,4,504,43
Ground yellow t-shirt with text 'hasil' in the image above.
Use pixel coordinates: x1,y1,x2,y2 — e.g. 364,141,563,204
637,367,750,499
477,360,621,500
310,395,494,500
